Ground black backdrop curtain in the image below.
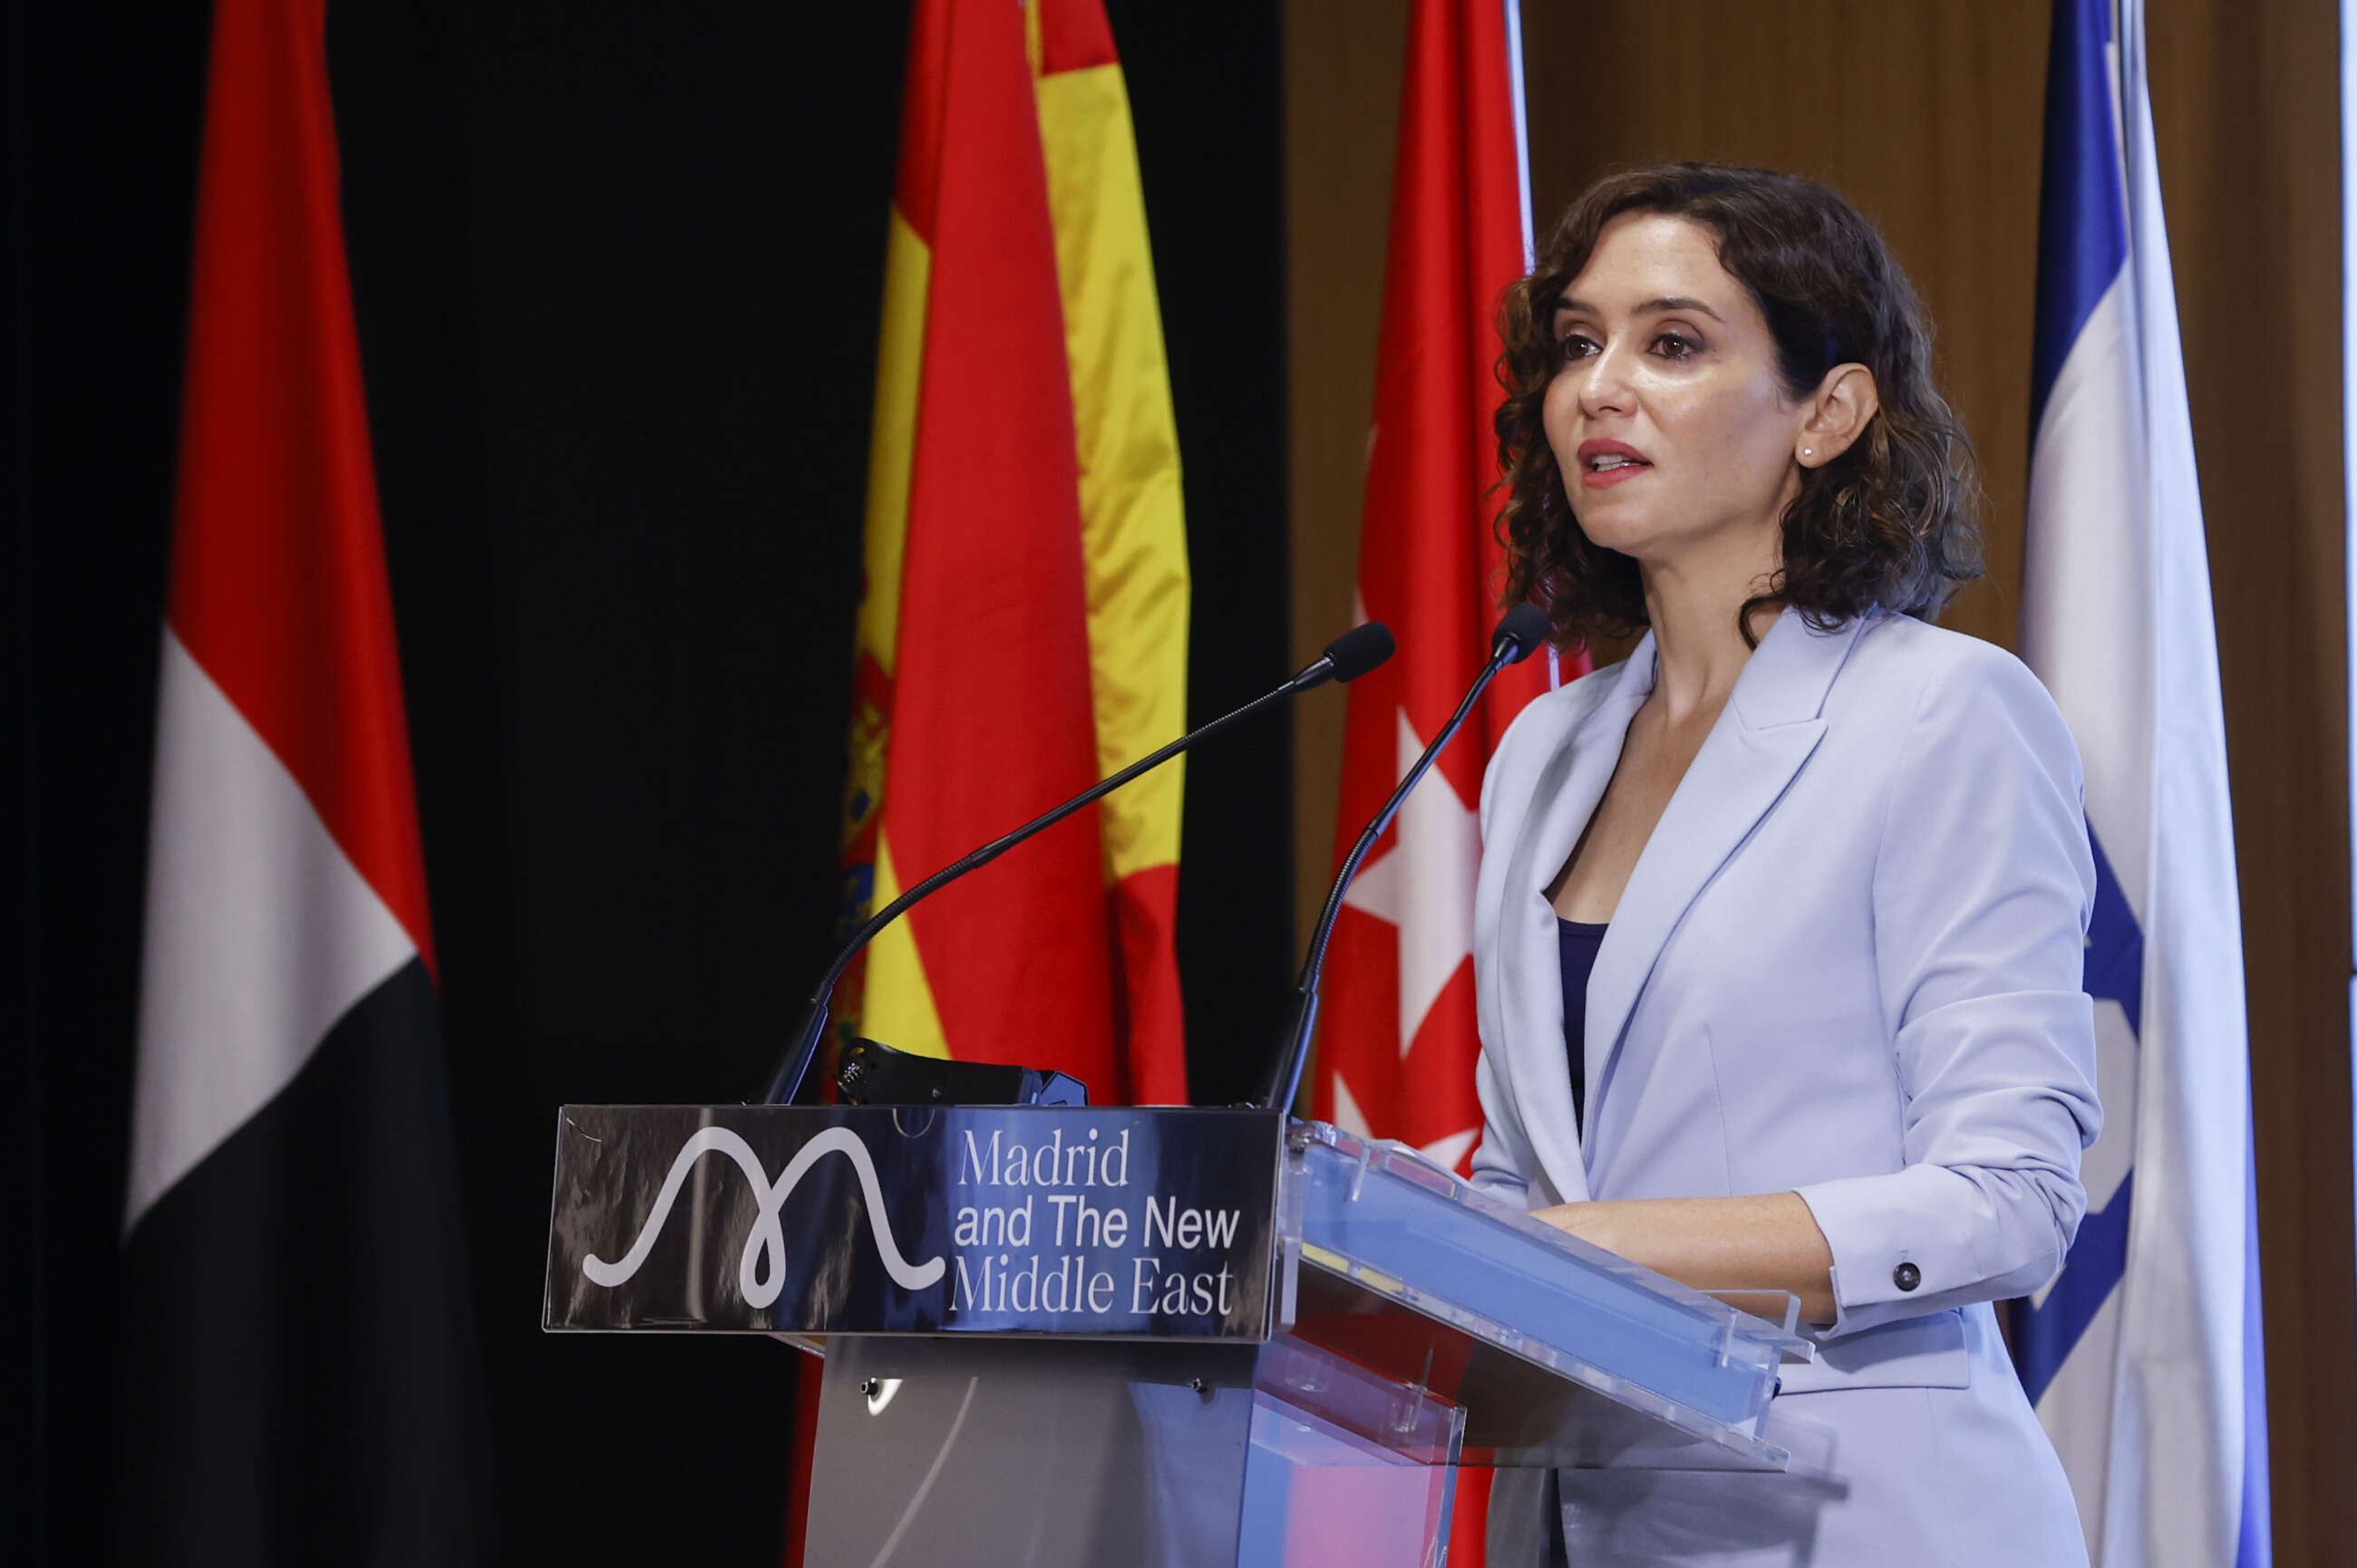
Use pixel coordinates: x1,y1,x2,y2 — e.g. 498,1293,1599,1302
5,2,1289,1562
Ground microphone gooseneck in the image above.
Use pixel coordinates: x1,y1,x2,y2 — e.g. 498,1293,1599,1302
761,621,1398,1106
1257,605,1550,1113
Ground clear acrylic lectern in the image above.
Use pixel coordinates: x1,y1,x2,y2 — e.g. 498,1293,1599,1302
545,1105,1812,1566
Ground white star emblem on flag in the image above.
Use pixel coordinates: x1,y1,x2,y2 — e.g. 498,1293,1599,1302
1340,707,1479,1060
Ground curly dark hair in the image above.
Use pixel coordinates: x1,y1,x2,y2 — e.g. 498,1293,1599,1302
1496,163,1984,650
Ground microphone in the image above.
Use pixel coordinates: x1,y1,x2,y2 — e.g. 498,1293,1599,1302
761,621,1397,1106
1257,604,1551,1112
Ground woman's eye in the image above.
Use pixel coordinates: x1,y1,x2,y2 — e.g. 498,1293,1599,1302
1554,333,1598,363
1652,332,1702,361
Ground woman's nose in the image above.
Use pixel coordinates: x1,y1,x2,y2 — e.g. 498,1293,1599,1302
1577,338,1635,417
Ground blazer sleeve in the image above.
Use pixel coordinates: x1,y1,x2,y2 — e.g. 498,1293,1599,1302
1793,642,2103,1339
1468,700,1537,1210
1469,1048,1532,1207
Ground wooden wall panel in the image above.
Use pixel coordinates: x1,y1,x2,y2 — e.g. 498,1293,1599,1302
1285,2,2354,1556
1283,0,1410,944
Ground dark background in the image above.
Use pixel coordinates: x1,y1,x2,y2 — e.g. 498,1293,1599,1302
5,2,1288,1562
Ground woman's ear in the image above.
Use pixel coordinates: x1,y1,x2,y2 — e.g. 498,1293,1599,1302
1795,363,1880,468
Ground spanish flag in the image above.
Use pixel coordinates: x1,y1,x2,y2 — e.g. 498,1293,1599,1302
835,0,1189,1105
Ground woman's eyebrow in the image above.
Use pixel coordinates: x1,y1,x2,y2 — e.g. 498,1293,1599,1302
1641,295,1724,321
1552,295,1726,322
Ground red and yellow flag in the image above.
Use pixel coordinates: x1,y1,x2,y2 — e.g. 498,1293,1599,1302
836,0,1189,1106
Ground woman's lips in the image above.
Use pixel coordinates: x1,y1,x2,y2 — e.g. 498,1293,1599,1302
1576,440,1652,489
1580,460,1650,489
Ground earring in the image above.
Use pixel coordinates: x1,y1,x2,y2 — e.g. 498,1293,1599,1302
1801,447,1814,458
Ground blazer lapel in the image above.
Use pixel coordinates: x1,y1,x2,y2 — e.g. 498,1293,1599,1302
1584,609,1873,1121
1495,637,1656,1204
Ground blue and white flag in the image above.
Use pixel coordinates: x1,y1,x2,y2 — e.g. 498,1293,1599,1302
2014,2,2271,1564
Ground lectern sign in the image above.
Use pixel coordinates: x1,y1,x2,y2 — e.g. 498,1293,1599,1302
545,1105,1285,1340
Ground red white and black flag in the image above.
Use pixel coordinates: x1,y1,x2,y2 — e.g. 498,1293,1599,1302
120,0,494,1559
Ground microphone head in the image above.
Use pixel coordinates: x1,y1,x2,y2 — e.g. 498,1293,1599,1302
1325,622,1395,683
1491,604,1551,665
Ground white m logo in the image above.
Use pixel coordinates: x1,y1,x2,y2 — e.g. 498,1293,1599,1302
581,1126,947,1307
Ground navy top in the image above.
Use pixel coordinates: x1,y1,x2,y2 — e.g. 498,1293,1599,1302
1557,918,1608,1137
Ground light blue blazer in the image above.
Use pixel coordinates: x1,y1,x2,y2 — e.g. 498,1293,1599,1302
1470,605,2100,1566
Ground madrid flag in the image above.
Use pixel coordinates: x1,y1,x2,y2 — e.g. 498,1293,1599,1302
1311,0,1576,1164
120,0,494,1559
832,0,1189,1105
2013,2,2271,1563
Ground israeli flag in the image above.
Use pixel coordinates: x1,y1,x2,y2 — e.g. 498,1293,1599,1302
2013,2,2271,1564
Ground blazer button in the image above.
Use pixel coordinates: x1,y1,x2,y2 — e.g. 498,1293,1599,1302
1893,1262,1922,1292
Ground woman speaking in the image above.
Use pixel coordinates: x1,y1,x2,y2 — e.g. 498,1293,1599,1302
1469,163,2100,1564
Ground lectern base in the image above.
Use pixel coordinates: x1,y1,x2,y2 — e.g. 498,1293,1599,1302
804,1333,1461,1568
